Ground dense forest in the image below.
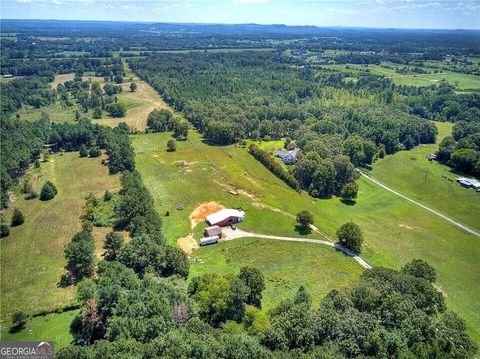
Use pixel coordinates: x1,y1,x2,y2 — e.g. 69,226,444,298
0,20,479,357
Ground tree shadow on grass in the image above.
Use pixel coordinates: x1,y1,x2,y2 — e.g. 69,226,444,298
340,199,357,206
294,225,312,235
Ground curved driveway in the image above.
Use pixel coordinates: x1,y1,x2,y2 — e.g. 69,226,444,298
223,228,372,269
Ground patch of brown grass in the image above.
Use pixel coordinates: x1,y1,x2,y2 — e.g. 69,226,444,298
189,202,224,229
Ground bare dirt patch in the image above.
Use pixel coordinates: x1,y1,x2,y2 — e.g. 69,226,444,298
177,233,199,254
50,73,75,88
190,201,224,229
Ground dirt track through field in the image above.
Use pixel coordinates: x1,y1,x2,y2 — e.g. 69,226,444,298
360,171,480,238
223,227,372,269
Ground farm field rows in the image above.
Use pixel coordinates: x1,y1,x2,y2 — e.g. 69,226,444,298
0,152,120,332
132,130,480,342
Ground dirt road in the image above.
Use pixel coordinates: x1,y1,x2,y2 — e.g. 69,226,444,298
360,172,480,238
223,227,372,269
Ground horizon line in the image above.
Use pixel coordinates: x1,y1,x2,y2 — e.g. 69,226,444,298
1,18,479,31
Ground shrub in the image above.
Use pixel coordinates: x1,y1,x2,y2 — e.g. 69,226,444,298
88,147,101,158
79,144,88,158
130,82,137,92
296,210,313,228
103,190,112,201
167,139,176,152
92,107,102,119
337,222,363,253
40,181,57,201
402,258,437,282
10,311,27,333
1,224,10,238
340,182,358,201
11,208,25,226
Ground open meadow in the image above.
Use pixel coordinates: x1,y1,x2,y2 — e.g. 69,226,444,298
18,64,171,129
322,63,480,91
0,152,120,332
370,122,480,231
132,129,480,342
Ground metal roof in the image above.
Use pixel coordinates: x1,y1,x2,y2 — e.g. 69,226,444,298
205,208,245,224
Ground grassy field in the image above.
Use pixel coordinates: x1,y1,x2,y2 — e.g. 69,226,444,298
0,310,76,350
0,152,120,327
132,130,480,343
190,238,363,309
370,122,480,231
322,63,480,90
43,65,172,130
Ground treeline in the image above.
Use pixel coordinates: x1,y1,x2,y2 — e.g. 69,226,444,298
437,121,480,176
57,258,476,358
249,144,299,191
0,116,133,208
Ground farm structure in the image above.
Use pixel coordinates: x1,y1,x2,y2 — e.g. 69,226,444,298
277,148,298,164
457,177,480,191
204,225,223,238
205,208,245,227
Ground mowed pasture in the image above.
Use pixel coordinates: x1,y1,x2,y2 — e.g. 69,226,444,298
190,238,363,310
1,310,76,351
0,152,120,327
370,122,480,231
322,63,480,90
132,130,480,343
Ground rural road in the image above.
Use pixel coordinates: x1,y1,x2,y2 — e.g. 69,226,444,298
359,171,480,238
223,228,372,269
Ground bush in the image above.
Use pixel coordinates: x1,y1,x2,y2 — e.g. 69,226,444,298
40,181,57,201
88,147,101,158
402,258,437,282
92,107,102,119
167,139,176,152
106,103,126,118
103,190,112,201
11,208,25,226
10,311,27,333
1,224,10,238
296,210,314,228
337,222,363,253
130,82,137,92
340,181,358,201
79,144,88,157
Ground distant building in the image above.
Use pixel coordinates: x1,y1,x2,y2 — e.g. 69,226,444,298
204,225,222,238
277,148,298,164
426,153,437,161
2,74,13,78
205,208,245,227
456,177,480,191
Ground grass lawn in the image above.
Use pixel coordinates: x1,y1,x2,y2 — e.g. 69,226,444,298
0,310,76,351
370,121,480,231
132,130,480,343
0,152,120,326
190,238,363,309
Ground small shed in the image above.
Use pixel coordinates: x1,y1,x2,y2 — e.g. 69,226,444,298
204,225,222,238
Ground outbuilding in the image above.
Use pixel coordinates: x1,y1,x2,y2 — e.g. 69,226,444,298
205,208,245,227
204,225,222,238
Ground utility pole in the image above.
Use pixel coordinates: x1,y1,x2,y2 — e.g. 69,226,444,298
424,168,429,183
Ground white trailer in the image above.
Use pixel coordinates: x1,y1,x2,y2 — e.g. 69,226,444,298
200,235,219,246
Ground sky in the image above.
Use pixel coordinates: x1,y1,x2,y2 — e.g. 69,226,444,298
1,0,479,30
